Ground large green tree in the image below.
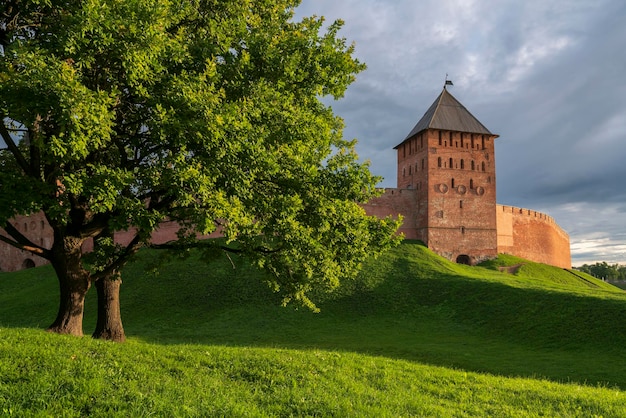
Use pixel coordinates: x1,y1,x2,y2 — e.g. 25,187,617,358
0,0,400,341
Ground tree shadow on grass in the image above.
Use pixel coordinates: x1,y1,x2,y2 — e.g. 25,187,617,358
121,249,626,389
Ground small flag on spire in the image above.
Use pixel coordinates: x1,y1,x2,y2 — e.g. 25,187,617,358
444,74,453,88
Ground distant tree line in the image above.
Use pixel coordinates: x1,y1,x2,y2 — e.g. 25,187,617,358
575,262,626,281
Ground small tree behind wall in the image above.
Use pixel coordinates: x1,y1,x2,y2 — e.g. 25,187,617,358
0,0,400,341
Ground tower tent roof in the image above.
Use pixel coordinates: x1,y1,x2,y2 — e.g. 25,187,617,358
396,88,497,148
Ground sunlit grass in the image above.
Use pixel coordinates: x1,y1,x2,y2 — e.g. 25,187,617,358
1,328,625,417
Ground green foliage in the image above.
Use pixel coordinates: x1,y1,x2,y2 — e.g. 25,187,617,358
576,261,626,281
0,0,399,309
2,241,626,415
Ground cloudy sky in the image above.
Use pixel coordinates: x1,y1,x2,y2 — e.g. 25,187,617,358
296,0,626,266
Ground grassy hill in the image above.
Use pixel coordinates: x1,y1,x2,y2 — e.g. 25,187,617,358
1,240,626,416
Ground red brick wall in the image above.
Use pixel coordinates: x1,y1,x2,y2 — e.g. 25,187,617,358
362,189,419,239
0,213,52,272
365,195,571,268
496,205,571,268
1,215,222,273
81,221,223,253
0,202,573,272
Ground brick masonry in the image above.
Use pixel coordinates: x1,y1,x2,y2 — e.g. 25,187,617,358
360,126,571,268
0,214,221,272
496,205,571,268
0,213,52,272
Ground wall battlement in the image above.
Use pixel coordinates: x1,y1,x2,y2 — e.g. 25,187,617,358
499,205,557,225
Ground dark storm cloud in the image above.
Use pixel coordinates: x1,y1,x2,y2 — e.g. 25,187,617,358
297,0,626,265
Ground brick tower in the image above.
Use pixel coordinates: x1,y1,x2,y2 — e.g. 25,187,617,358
395,86,499,264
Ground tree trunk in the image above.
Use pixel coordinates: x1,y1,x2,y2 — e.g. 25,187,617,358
47,271,90,335
92,271,126,342
47,235,90,336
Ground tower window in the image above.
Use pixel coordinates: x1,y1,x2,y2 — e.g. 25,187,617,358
460,200,463,209
471,160,475,170
451,178,455,188
438,131,442,145
482,162,486,172
470,179,474,189
460,159,465,169
449,157,453,168
438,157,442,168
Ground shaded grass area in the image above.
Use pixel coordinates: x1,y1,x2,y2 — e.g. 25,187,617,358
1,240,626,415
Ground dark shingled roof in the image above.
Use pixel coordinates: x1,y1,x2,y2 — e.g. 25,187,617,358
396,88,497,148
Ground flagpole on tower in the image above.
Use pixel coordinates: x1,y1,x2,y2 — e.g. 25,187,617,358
444,74,454,89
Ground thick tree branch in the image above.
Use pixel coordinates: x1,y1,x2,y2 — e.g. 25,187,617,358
80,217,109,239
149,240,281,255
28,127,41,176
1,221,51,259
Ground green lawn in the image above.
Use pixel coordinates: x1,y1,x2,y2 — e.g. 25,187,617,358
1,240,625,416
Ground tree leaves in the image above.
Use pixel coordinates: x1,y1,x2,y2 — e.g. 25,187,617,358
0,0,399,309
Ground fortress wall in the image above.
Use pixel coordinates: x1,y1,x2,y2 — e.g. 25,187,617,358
0,213,52,272
3,191,418,273
1,214,222,273
1,199,572,272
82,220,223,253
81,220,189,253
496,205,571,268
361,188,419,239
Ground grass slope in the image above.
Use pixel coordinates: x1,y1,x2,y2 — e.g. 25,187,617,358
1,240,626,416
